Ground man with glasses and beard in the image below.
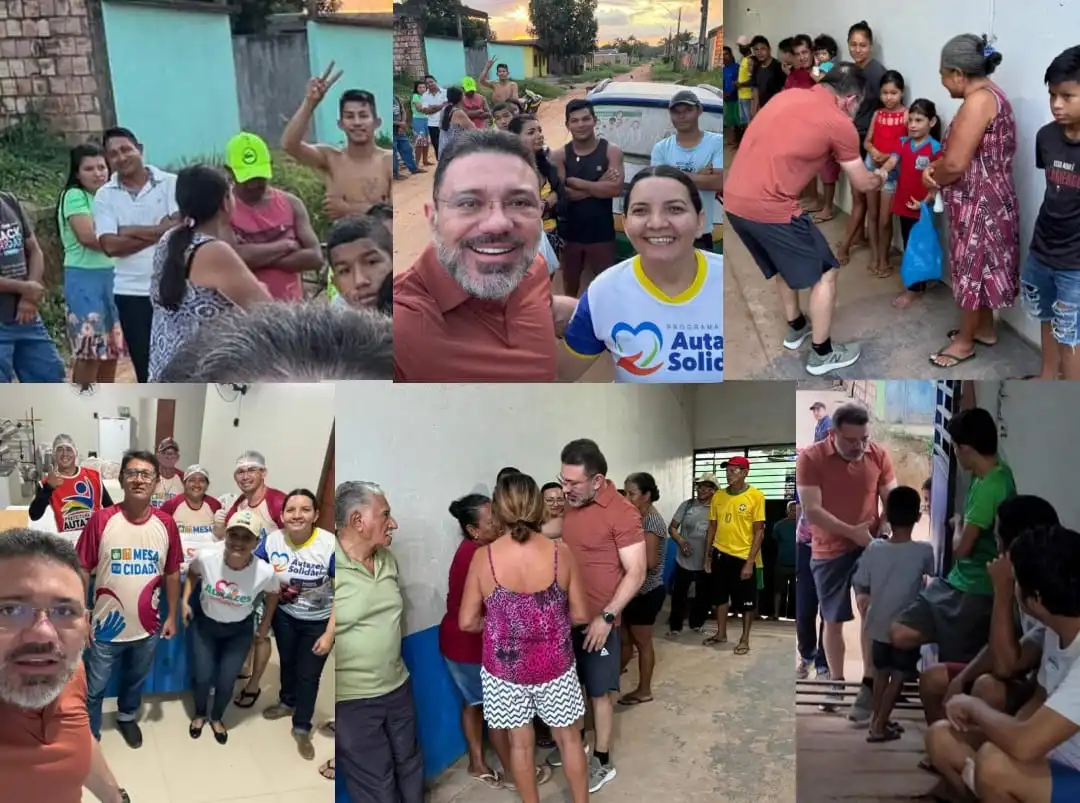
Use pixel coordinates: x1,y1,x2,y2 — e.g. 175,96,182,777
76,449,184,747
0,530,128,801
552,439,646,793
393,129,578,382
797,403,897,721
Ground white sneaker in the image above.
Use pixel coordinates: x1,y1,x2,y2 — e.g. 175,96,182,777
795,657,809,680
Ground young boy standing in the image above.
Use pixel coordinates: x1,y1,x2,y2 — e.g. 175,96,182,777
852,486,935,742
1024,45,1080,380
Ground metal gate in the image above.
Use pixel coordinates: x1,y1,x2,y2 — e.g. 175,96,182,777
929,381,962,577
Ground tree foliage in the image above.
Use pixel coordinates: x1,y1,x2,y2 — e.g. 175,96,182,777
411,0,492,48
224,0,342,35
528,0,598,61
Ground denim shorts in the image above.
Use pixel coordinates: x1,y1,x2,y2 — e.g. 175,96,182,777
864,152,898,193
738,98,751,124
445,658,483,707
1020,254,1080,347
810,549,864,624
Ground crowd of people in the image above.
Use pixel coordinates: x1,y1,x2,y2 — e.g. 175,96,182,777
335,435,791,802
0,63,393,384
392,91,723,382
796,398,1080,802
725,20,1080,379
0,439,338,800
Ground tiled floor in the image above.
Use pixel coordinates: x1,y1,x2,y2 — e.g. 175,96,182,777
86,654,335,803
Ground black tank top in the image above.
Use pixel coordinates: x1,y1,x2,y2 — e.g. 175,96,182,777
561,139,616,244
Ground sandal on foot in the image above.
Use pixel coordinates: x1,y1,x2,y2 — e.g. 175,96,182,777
947,328,997,347
866,729,902,743
618,693,654,706
319,760,335,780
319,720,336,736
918,756,942,775
470,770,503,789
234,689,261,708
812,212,834,223
887,721,905,734
929,349,976,369
703,634,727,646
733,641,751,655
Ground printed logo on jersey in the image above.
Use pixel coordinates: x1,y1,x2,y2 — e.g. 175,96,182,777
269,550,291,572
109,547,161,576
610,321,664,376
915,155,932,171
205,578,253,606
61,478,96,530
610,321,724,377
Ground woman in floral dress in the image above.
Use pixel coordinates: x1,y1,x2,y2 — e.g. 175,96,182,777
924,34,1020,369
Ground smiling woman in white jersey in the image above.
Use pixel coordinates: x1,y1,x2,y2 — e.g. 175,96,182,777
561,165,723,383
255,488,335,760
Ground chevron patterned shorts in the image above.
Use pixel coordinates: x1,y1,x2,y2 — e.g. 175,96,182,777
480,664,586,730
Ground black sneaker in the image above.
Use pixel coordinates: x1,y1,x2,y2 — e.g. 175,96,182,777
117,720,143,748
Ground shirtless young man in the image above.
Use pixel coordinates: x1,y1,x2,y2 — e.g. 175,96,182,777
281,62,393,220
480,57,521,108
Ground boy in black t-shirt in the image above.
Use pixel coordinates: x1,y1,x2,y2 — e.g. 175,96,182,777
749,35,787,119
1022,46,1080,380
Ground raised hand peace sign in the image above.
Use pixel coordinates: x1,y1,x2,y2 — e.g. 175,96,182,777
306,62,344,105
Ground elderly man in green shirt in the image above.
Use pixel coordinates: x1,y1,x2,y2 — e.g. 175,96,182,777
334,480,424,802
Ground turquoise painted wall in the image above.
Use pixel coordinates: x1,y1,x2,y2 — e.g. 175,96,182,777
488,44,526,81
101,2,240,167
425,37,468,87
307,22,393,142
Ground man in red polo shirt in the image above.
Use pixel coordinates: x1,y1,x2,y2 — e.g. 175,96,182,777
0,530,128,801
553,438,646,793
393,128,577,381
726,63,881,377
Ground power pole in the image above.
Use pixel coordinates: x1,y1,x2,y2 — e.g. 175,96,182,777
698,0,709,70
675,6,681,65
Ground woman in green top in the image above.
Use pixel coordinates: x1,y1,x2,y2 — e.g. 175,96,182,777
55,144,124,384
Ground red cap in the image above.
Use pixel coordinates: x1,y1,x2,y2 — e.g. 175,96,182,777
721,456,750,470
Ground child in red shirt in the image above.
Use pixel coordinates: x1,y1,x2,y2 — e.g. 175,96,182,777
877,98,944,308
864,70,909,279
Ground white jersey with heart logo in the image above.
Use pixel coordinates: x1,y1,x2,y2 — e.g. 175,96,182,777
563,250,723,383
255,527,336,621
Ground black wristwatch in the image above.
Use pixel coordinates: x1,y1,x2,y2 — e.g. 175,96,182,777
601,611,615,625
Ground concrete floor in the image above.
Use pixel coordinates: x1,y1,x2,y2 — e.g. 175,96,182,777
425,617,797,803
723,147,1041,380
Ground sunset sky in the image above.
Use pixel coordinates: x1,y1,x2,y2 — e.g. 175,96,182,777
344,1,721,45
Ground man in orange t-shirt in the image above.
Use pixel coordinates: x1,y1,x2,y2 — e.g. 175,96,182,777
0,529,127,802
393,128,577,382
557,438,646,792
725,64,883,377
796,403,896,721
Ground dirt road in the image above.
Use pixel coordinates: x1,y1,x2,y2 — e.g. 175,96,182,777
393,63,653,270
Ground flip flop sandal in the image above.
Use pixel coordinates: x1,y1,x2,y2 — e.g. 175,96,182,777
470,771,503,790
918,757,942,775
618,694,654,706
319,721,336,736
703,635,727,646
947,329,997,347
866,729,902,743
319,760,335,780
929,350,976,369
733,642,751,655
887,721,905,734
234,689,261,708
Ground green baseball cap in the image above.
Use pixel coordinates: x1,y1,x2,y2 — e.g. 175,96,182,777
225,132,273,184
462,77,478,93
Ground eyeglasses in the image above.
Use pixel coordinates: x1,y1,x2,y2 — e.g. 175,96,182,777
0,603,85,631
122,470,155,481
435,196,543,221
235,467,263,476
557,475,592,489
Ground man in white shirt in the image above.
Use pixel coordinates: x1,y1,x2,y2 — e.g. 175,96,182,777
925,524,1080,803
418,74,449,156
93,127,179,383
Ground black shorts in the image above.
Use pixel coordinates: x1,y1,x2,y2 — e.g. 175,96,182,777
708,549,758,611
871,639,921,673
572,625,621,699
623,585,666,627
726,211,839,291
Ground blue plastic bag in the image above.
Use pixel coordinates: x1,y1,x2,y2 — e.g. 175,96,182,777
900,202,943,289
